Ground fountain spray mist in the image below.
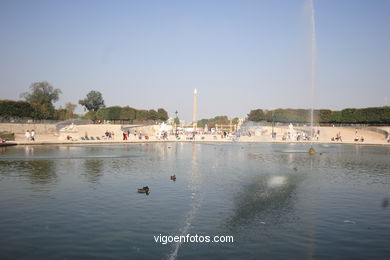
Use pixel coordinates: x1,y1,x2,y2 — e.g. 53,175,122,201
308,0,317,155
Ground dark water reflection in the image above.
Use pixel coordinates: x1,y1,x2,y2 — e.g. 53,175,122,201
83,159,104,183
0,143,389,259
228,173,300,227
0,159,57,186
25,160,57,185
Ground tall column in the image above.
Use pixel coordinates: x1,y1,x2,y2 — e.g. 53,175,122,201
193,88,198,130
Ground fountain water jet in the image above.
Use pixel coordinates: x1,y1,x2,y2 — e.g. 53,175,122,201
308,0,316,155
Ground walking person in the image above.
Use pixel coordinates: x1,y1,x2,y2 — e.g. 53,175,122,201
25,130,31,141
31,130,35,141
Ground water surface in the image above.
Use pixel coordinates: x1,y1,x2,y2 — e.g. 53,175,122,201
0,143,389,259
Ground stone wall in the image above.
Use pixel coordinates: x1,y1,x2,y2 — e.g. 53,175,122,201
0,123,57,135
57,124,167,141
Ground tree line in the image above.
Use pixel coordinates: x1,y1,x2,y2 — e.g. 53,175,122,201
0,82,77,120
247,107,390,124
197,116,239,128
0,81,169,122
84,107,168,122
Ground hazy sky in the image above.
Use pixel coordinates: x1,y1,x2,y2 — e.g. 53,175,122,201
1,0,389,121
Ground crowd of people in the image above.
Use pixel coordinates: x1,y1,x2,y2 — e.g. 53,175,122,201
282,130,319,141
156,131,169,140
122,129,149,140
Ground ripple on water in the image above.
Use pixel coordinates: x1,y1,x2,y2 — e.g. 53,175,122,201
0,143,389,259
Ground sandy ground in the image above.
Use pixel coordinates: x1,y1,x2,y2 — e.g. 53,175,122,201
9,124,389,146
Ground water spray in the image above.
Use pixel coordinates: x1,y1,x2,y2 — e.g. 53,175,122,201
308,0,316,155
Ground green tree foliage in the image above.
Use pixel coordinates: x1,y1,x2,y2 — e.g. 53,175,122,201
364,108,382,123
157,108,169,121
273,109,309,123
247,109,266,122
65,102,77,119
85,111,97,121
214,115,229,123
31,103,56,119
107,106,122,120
341,108,357,123
20,81,62,119
380,107,390,122
55,108,68,121
21,81,61,105
79,91,105,111
96,107,109,120
317,109,332,123
197,115,231,128
136,110,149,121
247,107,390,124
147,109,159,120
91,106,169,122
0,100,34,118
120,106,136,121
197,119,209,128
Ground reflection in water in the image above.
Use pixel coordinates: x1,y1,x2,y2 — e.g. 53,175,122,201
26,160,57,185
382,198,389,208
0,144,389,259
0,158,57,193
82,160,104,183
307,155,317,260
24,146,34,156
168,144,202,260
229,173,300,227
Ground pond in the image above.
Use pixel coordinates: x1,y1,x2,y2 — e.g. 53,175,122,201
0,143,389,259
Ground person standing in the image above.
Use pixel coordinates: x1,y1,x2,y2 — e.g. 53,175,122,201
25,130,31,141
31,130,35,141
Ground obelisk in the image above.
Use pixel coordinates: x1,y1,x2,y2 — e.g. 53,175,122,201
193,88,198,130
